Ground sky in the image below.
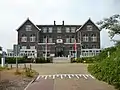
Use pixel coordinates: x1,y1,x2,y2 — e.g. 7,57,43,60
0,0,120,51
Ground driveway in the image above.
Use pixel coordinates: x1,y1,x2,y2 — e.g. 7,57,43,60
23,63,116,90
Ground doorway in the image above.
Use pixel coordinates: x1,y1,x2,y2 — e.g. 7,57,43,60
55,47,64,57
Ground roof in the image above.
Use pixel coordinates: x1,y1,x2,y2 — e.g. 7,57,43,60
76,18,100,32
16,18,41,31
36,25,81,27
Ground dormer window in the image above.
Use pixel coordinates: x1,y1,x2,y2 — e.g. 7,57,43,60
87,25,92,31
26,25,32,31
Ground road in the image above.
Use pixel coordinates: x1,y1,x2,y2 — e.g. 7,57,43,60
19,63,116,90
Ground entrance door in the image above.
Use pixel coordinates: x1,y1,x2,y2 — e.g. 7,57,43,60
55,47,64,57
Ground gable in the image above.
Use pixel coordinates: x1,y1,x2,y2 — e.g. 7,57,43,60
16,18,41,31
77,19,100,32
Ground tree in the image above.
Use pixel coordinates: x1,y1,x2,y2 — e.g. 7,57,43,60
97,14,120,39
0,46,2,51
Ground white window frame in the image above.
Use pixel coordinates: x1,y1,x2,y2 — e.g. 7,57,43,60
21,36,27,42
26,25,32,31
48,38,53,43
22,46,27,49
48,27,53,33
83,35,89,42
87,25,93,31
57,27,61,33
66,27,70,33
91,34,97,42
30,35,36,42
30,46,35,49
42,46,45,51
43,36,47,43
71,27,76,33
92,45,96,49
71,38,75,43
43,27,47,33
66,38,70,43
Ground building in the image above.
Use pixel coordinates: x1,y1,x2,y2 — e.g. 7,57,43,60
9,18,101,58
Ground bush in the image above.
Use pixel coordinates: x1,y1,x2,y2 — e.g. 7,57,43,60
5,57,30,64
88,46,120,89
36,57,53,63
70,58,76,63
70,57,96,63
3,56,53,64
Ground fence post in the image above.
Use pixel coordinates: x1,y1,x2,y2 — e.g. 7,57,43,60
30,64,32,70
10,64,12,69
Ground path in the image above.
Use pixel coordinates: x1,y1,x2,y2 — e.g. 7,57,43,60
24,63,116,90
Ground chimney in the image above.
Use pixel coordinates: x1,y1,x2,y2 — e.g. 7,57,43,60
62,20,64,25
54,21,56,25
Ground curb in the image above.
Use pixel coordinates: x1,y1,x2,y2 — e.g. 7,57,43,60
24,74,39,90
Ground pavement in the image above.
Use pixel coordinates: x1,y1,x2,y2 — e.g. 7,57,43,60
23,63,116,90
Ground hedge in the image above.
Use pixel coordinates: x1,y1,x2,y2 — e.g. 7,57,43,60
0,57,53,64
70,57,96,63
88,46,120,90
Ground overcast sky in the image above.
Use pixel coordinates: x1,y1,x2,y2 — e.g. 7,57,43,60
0,0,120,51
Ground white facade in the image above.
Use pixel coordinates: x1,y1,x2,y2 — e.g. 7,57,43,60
80,49,102,57
7,49,37,58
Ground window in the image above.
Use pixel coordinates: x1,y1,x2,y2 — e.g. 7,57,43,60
91,34,97,42
83,34,88,42
30,35,36,42
26,25,32,31
21,35,27,42
57,35,61,38
66,36,70,43
92,45,96,48
48,27,53,33
85,45,88,49
57,27,61,33
48,38,53,43
43,27,47,33
43,36,47,43
42,46,45,50
66,27,70,33
87,25,93,31
30,46,35,49
71,36,75,43
71,27,76,33
22,46,27,49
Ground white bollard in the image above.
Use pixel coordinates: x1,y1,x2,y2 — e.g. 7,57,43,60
1,57,5,67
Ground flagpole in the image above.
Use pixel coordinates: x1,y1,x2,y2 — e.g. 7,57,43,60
75,39,77,59
74,39,77,59
45,37,47,60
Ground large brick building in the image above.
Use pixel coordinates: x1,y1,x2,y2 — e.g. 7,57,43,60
7,18,101,58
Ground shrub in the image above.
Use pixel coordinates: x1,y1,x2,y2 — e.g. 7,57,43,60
88,46,120,89
70,57,96,63
36,57,53,63
4,56,53,64
70,58,76,63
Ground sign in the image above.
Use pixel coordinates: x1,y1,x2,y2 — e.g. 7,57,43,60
56,39,63,43
13,44,21,56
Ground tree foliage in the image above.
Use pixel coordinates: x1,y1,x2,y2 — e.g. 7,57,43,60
97,14,120,39
88,46,120,89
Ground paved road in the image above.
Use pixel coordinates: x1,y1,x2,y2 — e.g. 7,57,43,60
20,63,116,90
